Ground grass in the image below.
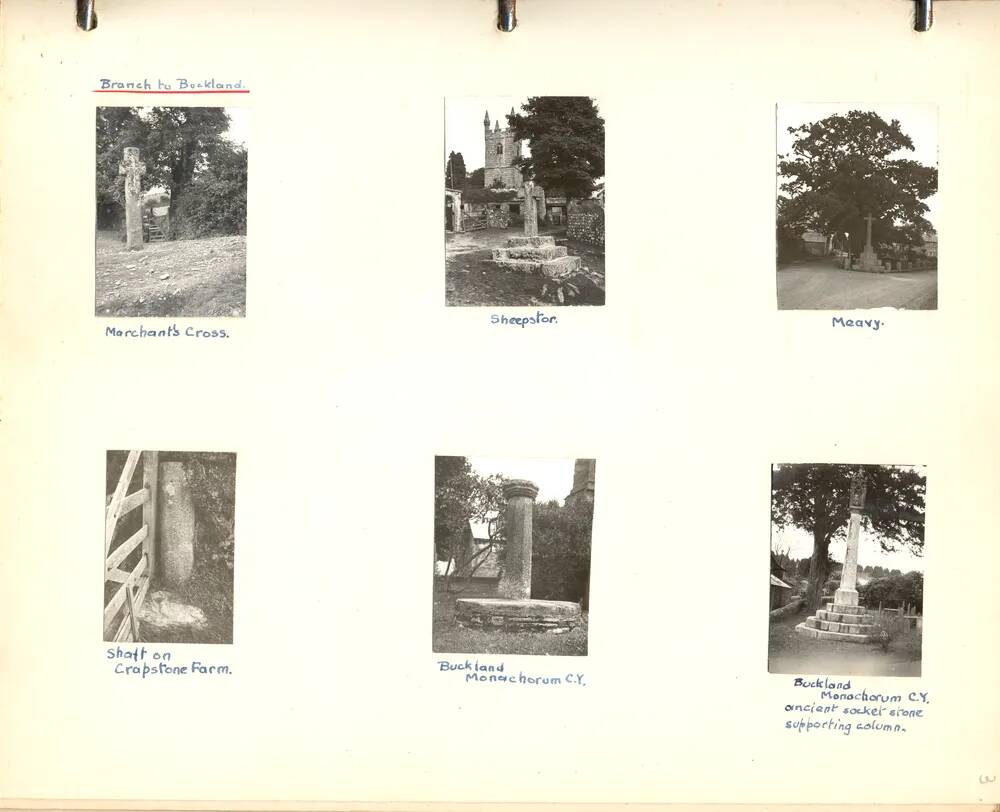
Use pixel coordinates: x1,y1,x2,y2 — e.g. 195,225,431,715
432,578,588,657
139,565,234,645
768,605,922,677
446,226,605,307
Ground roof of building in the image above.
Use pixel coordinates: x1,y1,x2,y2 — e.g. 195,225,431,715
770,574,793,589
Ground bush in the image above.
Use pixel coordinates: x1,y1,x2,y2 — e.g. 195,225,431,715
859,571,923,612
171,147,247,239
530,499,593,606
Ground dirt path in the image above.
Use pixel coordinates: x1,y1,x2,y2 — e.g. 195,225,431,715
96,233,246,317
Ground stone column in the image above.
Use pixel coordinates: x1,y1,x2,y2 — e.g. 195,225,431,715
451,191,462,233
497,478,539,599
523,181,538,238
159,461,195,586
834,470,867,606
119,147,146,251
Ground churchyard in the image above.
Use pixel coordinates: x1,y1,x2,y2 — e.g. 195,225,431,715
446,225,605,307
444,96,605,307
433,457,595,657
769,464,926,677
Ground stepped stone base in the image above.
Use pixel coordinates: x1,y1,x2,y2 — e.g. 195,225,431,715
455,598,582,633
794,602,877,643
491,235,582,277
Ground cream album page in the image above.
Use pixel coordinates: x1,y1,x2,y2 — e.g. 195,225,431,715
1,0,999,808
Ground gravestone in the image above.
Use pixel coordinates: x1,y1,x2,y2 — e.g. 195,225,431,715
455,478,583,633
795,470,876,643
119,147,146,251
159,462,195,586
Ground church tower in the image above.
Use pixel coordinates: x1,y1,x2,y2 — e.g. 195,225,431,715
483,107,524,190
565,459,596,508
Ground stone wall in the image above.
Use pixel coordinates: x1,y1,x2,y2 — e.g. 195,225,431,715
567,200,605,247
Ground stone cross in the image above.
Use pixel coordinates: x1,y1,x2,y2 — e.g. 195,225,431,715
496,479,539,600
864,213,874,251
834,470,867,607
523,181,538,238
119,147,146,251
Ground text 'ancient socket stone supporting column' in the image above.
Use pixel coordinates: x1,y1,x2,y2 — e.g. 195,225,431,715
497,478,539,600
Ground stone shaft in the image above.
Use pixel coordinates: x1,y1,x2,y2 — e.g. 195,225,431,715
120,147,146,251
833,511,862,606
523,181,538,238
159,462,195,587
497,479,539,599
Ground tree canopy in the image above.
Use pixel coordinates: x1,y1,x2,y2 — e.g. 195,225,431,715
508,97,605,203
771,464,925,609
96,107,246,238
433,457,504,567
445,151,467,189
778,110,937,251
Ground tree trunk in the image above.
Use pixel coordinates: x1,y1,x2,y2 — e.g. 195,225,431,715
805,533,830,611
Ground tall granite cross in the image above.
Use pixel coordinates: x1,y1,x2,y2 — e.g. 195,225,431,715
834,469,867,607
496,479,539,600
119,147,146,251
523,181,538,238
864,213,874,252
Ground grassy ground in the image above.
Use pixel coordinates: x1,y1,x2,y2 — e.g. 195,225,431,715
96,231,246,317
777,260,936,310
768,606,921,677
432,578,588,656
446,226,605,307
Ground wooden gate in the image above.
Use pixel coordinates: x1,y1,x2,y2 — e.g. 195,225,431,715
104,450,159,642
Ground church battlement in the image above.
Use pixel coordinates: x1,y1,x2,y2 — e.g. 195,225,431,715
484,108,524,190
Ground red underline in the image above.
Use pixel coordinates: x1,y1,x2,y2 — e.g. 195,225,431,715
93,89,250,94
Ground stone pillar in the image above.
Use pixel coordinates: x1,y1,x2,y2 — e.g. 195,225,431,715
451,191,462,233
523,181,538,238
119,147,146,251
159,461,195,586
834,471,867,606
497,479,539,599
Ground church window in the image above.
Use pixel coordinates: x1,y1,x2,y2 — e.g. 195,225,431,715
496,144,503,157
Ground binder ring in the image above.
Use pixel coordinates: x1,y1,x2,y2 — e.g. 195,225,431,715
499,0,516,32
77,0,97,30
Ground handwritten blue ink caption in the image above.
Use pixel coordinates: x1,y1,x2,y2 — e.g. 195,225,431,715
107,646,231,678
105,325,229,339
832,316,882,331
438,659,584,687
491,311,558,328
98,79,246,91
783,677,928,735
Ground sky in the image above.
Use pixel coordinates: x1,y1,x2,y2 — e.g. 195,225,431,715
222,107,248,147
769,464,927,574
468,456,576,506
446,96,533,172
776,102,939,228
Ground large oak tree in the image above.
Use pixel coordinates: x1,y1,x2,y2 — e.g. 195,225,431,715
778,110,937,253
771,464,925,610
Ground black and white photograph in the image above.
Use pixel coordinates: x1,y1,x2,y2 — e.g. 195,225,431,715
104,451,236,644
768,464,926,677
96,107,248,317
776,103,938,310
445,96,605,306
433,456,595,656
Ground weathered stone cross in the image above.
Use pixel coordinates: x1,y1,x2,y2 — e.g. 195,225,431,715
864,213,874,250
119,147,146,251
523,180,538,238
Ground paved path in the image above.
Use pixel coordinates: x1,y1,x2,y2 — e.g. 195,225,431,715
777,262,937,310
